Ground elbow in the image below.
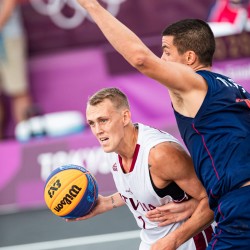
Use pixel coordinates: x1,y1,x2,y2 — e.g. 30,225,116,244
126,45,156,77
129,50,149,72
131,55,146,70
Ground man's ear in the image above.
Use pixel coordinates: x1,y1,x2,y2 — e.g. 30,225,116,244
186,50,197,65
123,109,131,126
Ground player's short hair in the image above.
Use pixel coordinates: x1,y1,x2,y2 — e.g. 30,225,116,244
87,87,130,110
162,19,215,66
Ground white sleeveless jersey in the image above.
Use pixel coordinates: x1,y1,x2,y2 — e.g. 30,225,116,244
106,123,196,249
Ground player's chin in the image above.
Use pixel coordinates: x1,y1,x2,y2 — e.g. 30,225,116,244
101,145,113,153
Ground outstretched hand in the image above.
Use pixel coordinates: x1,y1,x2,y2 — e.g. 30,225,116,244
146,199,198,227
77,0,97,8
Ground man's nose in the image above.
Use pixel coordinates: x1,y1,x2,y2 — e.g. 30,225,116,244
95,123,103,134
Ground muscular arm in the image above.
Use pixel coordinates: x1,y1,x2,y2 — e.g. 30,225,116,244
76,0,206,98
0,0,17,30
149,142,214,249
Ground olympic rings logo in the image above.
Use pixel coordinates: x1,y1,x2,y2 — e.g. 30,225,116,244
29,0,127,29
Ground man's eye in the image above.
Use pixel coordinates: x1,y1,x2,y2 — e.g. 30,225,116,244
100,119,107,123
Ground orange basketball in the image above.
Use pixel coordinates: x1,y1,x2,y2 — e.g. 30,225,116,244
44,164,98,219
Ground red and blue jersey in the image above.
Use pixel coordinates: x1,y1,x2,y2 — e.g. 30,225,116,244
174,70,250,210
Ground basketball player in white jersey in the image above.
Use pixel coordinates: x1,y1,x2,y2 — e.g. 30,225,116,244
70,88,214,250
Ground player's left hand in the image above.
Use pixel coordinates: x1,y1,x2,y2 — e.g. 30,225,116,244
146,199,198,226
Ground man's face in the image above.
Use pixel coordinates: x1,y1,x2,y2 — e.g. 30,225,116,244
161,35,186,64
86,99,125,153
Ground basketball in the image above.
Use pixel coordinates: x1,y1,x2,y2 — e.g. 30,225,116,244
44,164,98,219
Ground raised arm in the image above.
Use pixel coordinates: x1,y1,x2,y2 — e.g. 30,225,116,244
76,0,204,95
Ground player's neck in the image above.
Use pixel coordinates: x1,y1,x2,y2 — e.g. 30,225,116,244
118,124,139,173
118,123,138,161
194,64,211,72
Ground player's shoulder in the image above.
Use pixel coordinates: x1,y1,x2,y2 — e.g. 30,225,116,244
149,140,186,162
137,123,180,145
196,69,230,84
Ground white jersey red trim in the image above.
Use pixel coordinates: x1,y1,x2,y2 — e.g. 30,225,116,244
106,123,207,249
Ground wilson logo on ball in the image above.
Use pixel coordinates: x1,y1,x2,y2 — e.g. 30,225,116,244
54,184,82,213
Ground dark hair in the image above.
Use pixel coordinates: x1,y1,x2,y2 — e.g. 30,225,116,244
162,19,215,66
87,87,130,110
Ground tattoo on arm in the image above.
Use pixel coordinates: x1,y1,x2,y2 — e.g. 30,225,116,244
111,195,117,208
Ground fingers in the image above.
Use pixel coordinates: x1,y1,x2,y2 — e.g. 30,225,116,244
65,218,75,222
146,211,159,219
146,201,194,227
147,212,177,226
65,216,88,222
146,202,180,217
65,210,95,222
146,209,164,221
146,207,184,227
146,207,168,217
157,215,177,227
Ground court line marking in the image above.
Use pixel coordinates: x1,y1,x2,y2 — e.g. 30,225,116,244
0,230,140,250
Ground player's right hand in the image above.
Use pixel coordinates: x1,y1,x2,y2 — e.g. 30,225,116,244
65,194,108,222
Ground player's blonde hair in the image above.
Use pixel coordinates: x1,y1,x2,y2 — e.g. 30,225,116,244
87,87,130,110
